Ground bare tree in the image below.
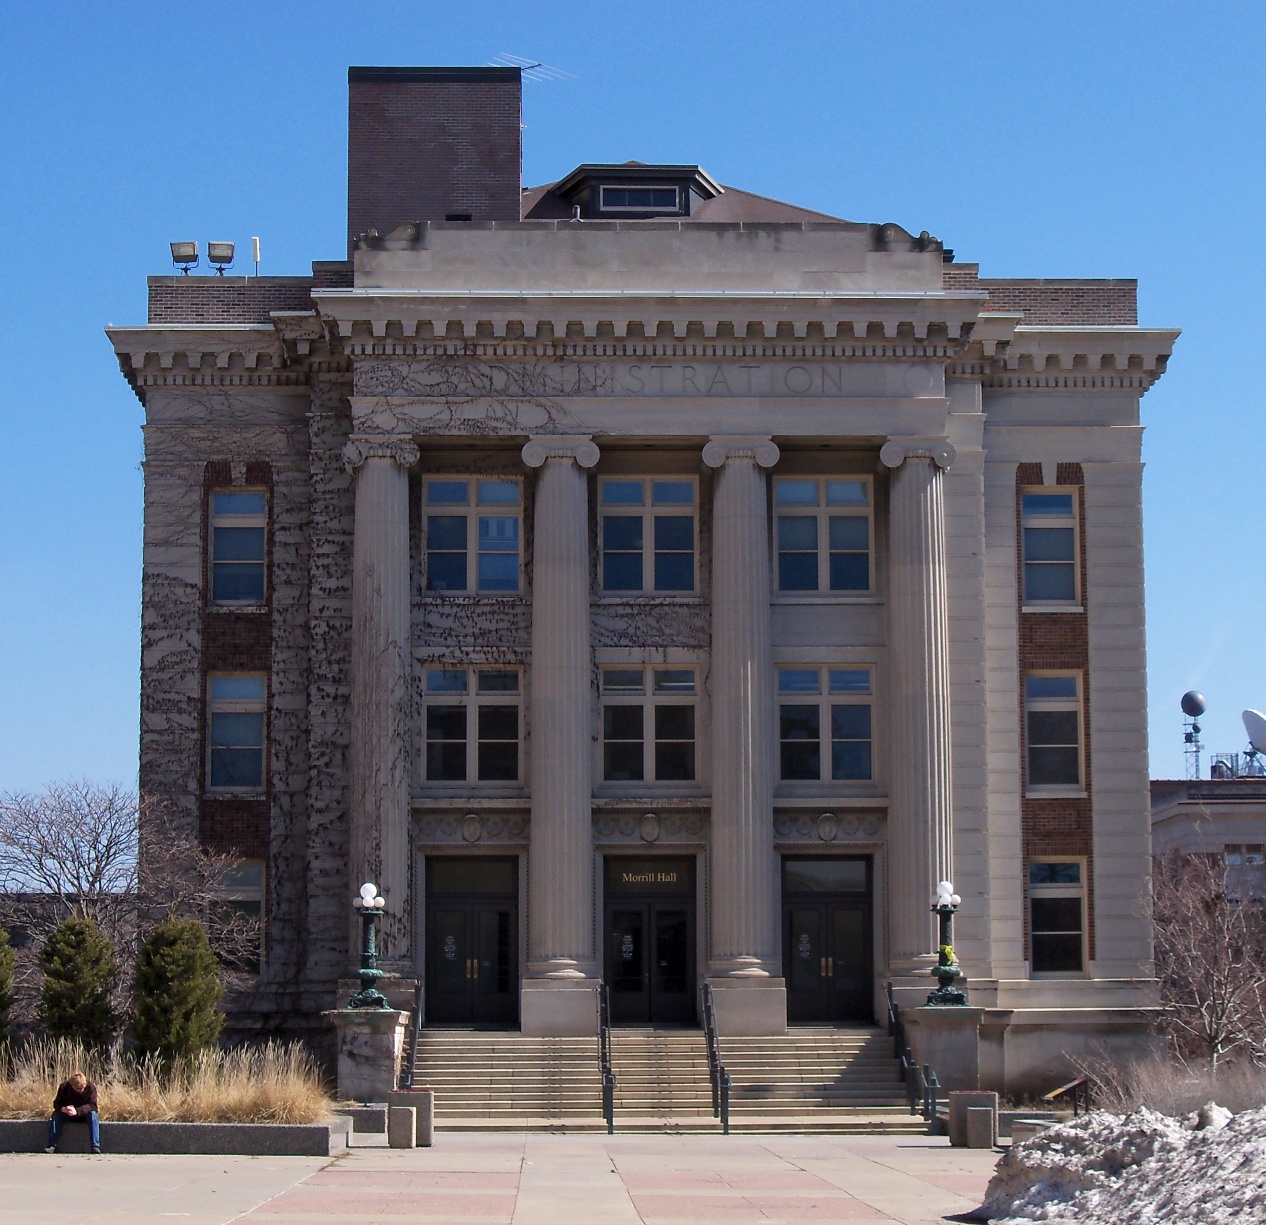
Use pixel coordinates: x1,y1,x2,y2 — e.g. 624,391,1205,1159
1152,849,1266,1072
0,781,261,1023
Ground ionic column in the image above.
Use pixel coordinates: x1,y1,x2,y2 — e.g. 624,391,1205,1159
703,436,782,994
880,436,956,969
521,435,600,1032
343,435,419,962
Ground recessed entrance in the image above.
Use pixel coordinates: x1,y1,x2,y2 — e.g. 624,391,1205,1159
425,856,518,1026
604,856,696,1025
783,856,873,1024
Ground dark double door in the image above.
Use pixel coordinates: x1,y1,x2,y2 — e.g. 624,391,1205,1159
783,856,873,1024
604,857,696,1025
426,857,518,1026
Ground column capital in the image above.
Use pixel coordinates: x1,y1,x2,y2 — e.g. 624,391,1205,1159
880,436,956,471
521,434,600,469
342,435,420,474
702,435,780,469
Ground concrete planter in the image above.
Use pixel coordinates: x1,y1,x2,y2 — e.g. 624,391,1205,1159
0,1117,350,1156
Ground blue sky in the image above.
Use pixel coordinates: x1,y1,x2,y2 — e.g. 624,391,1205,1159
1,1,1263,789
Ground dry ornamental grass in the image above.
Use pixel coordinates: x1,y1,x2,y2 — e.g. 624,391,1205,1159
0,1038,332,1124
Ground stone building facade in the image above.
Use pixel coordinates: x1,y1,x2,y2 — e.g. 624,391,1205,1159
107,66,1178,1090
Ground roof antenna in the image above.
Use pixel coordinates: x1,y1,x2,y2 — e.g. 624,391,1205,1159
487,53,575,84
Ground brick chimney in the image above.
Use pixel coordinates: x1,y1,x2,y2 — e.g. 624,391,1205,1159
347,66,522,251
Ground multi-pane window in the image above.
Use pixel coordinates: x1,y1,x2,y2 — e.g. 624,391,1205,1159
1025,674,1082,789
209,491,266,603
600,667,697,783
218,861,265,973
1028,860,1085,974
424,668,521,783
424,479,521,593
208,675,266,791
1021,489,1078,604
600,186,679,212
1225,844,1266,902
778,668,873,782
600,479,696,593
774,478,871,594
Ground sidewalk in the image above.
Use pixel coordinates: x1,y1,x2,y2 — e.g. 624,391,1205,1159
1,1131,1000,1224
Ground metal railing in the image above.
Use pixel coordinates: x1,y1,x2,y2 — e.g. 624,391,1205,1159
399,981,424,1089
888,981,942,1136
597,981,616,1134
1043,1074,1090,1116
700,982,732,1134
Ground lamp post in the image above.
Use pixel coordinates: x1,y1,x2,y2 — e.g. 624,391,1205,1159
927,879,968,1005
348,881,390,1009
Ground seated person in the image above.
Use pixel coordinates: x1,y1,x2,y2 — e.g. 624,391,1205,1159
46,1071,100,1154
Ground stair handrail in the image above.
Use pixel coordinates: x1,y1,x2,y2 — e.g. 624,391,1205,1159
399,980,424,1089
885,981,905,1062
597,980,616,1134
1042,1073,1090,1116
699,981,731,1135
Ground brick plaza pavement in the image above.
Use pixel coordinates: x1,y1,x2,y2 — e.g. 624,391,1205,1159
2,1132,1000,1224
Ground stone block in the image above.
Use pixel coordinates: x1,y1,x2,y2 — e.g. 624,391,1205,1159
324,1008,409,1101
707,979,787,1036
949,1090,998,1147
520,981,599,1037
966,1106,995,1149
388,1088,435,1146
1010,1117,1057,1146
332,1104,387,1133
387,1106,416,1149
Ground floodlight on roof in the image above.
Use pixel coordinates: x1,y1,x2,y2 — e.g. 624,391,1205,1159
170,241,199,274
207,241,235,275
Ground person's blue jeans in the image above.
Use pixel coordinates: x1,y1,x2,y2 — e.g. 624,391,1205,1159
48,1110,100,1149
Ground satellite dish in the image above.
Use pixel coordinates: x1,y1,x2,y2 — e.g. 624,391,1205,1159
1243,710,1266,755
1181,691,1208,718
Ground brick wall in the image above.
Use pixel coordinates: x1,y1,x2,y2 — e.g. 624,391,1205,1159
199,461,273,860
1016,462,1095,958
148,277,315,324
347,66,522,249
945,264,1137,326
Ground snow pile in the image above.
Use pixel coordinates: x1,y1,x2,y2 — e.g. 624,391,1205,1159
980,1104,1266,1223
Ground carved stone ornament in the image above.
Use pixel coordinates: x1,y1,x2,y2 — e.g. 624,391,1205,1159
879,437,956,471
342,436,421,473
594,812,707,842
774,811,884,842
521,435,600,469
701,435,781,470
417,814,529,844
230,461,248,486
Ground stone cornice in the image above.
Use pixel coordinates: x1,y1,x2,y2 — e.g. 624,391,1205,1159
106,324,307,398
311,288,987,356
954,325,1181,393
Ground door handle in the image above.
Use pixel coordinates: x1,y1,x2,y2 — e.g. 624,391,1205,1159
820,956,827,978
467,958,476,980
828,957,834,977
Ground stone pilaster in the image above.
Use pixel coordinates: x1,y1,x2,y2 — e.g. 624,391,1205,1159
521,435,600,1035
343,435,419,962
880,436,956,970
702,436,786,1034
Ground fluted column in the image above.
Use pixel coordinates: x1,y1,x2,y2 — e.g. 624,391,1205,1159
343,435,419,962
703,436,781,988
522,435,600,1000
880,436,956,969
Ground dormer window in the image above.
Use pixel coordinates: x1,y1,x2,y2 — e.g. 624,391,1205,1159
600,186,680,213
